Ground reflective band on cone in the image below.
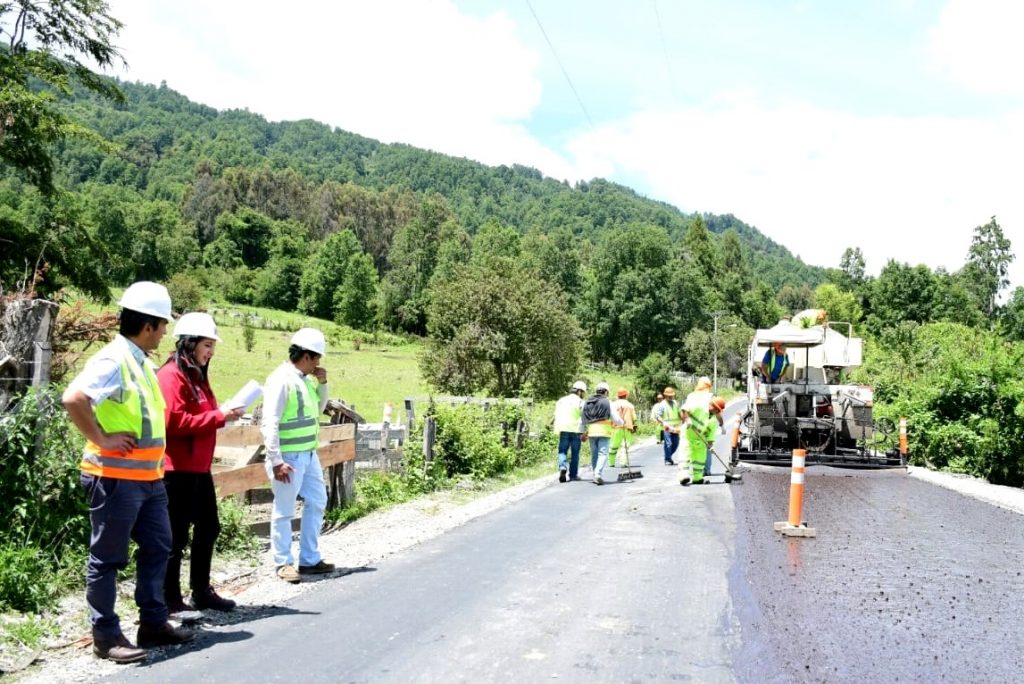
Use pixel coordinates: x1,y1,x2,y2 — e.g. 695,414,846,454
788,448,807,527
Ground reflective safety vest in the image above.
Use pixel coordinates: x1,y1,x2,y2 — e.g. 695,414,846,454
279,376,321,453
553,394,583,433
587,419,613,438
81,345,166,481
658,400,681,427
767,349,789,381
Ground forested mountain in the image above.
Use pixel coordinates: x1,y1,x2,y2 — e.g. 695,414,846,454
45,79,822,290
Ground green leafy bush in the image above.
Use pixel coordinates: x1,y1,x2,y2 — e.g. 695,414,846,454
0,545,57,613
215,496,260,558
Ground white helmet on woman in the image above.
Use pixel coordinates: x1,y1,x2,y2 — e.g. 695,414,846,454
172,312,221,341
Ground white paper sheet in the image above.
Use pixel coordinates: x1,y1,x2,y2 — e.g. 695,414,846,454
223,380,262,411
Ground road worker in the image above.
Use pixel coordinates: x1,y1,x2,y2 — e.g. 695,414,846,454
553,380,587,482
654,392,664,444
609,387,636,468
261,328,334,583
760,341,790,383
62,282,193,663
582,381,623,485
652,387,681,465
680,392,724,486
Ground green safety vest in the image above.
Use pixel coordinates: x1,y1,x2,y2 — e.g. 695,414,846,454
82,344,166,481
553,394,583,433
279,376,321,453
659,400,681,426
767,349,789,380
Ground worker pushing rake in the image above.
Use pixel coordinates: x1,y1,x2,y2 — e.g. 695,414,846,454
680,395,743,485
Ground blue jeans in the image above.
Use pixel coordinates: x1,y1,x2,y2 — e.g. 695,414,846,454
663,430,680,462
589,436,611,480
80,474,172,638
266,450,328,568
557,432,582,479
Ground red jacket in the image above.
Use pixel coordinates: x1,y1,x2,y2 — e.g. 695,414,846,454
157,359,225,473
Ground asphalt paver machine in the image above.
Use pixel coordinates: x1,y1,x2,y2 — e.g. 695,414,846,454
733,317,905,468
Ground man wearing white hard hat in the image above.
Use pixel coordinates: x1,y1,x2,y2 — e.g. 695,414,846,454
552,380,587,483
260,327,334,583
581,381,623,485
62,282,193,664
156,312,243,614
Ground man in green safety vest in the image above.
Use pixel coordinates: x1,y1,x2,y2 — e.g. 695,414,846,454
63,281,194,663
760,341,790,383
261,328,335,583
553,380,587,482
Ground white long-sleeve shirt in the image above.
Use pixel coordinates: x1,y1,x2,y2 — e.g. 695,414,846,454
260,362,328,466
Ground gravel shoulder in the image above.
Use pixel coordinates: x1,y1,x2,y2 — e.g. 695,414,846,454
13,471,559,683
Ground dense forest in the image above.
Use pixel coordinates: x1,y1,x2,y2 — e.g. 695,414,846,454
4,8,1024,486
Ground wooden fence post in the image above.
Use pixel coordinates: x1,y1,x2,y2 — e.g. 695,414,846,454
0,298,57,410
405,397,416,434
422,416,436,475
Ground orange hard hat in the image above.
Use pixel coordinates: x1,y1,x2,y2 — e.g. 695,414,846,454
710,396,726,413
663,387,676,397
616,387,628,398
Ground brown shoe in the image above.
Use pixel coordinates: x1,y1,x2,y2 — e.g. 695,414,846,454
297,560,335,575
192,586,236,612
137,622,194,649
277,565,301,583
93,633,147,664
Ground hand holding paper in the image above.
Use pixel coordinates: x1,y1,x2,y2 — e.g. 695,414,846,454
222,380,263,412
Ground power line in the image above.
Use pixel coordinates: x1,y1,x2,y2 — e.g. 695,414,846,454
653,0,682,102
524,0,594,127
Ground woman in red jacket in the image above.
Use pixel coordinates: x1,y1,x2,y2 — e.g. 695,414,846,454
157,312,243,613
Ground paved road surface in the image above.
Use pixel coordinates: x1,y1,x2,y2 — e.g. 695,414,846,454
118,408,1024,683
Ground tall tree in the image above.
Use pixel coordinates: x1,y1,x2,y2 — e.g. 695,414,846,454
838,247,866,288
0,0,125,194
422,261,584,399
297,229,362,319
963,216,1013,318
335,251,379,330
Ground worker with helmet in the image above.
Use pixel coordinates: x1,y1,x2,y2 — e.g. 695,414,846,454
261,328,334,583
582,381,623,485
156,312,243,615
553,380,588,482
62,282,193,663
608,387,637,468
652,386,682,465
679,383,723,486
760,341,790,383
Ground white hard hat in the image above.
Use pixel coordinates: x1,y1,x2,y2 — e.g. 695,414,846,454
173,312,220,341
572,380,587,392
291,327,326,356
118,281,172,321
596,381,610,393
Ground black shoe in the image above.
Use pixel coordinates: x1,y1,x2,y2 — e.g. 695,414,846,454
93,633,147,664
137,622,194,649
558,469,567,483
192,586,236,611
298,560,336,575
665,459,676,466
165,597,193,615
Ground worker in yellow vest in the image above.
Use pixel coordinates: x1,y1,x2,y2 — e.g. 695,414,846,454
553,380,587,482
653,386,682,465
609,387,636,468
582,382,623,485
62,282,193,664
261,328,334,583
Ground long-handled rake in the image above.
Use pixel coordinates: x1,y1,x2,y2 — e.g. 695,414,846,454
616,438,643,481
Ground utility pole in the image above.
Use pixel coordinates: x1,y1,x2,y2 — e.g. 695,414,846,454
712,311,725,394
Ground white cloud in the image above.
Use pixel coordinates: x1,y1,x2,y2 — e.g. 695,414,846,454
563,97,1024,286
105,0,566,171
928,0,1024,96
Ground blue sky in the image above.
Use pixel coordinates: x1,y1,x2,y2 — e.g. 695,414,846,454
98,0,1024,288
